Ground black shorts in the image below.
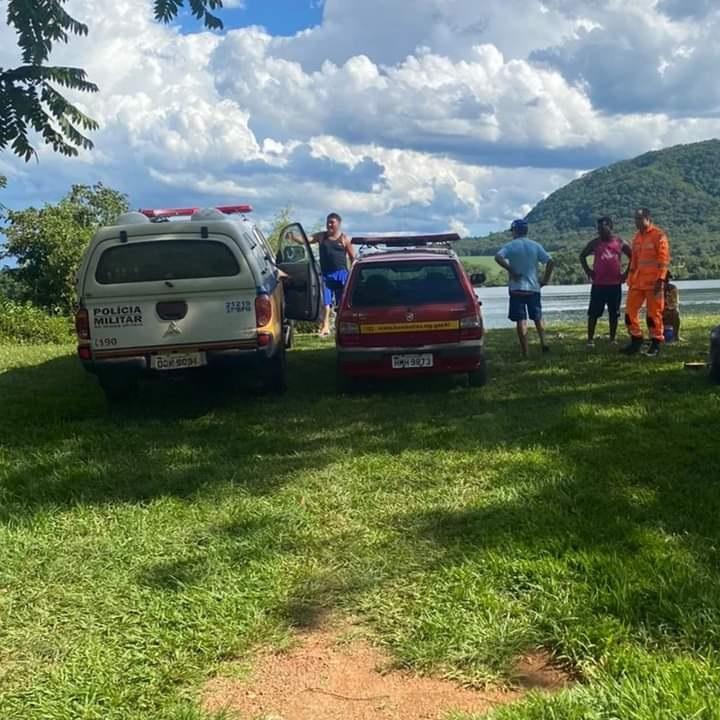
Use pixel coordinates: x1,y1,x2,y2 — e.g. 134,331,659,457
509,292,542,322
588,284,622,319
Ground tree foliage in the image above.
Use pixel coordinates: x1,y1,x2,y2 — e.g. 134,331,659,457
265,205,294,252
458,139,720,284
1,183,128,311
1,0,226,161
0,267,26,301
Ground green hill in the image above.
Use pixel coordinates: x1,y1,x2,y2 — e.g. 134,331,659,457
459,139,720,284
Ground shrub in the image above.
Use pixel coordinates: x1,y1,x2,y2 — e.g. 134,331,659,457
0,298,73,344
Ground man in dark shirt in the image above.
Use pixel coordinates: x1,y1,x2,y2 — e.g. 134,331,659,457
309,212,355,337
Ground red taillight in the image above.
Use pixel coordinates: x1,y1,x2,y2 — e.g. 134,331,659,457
75,308,90,340
255,294,272,327
337,320,361,347
78,346,92,361
338,321,360,335
459,314,480,330
459,313,483,339
257,333,272,347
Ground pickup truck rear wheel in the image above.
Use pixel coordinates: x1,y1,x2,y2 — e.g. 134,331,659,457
263,344,288,394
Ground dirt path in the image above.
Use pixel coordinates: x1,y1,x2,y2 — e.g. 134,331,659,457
201,620,571,720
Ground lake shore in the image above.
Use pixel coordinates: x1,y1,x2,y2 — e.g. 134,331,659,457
478,279,720,329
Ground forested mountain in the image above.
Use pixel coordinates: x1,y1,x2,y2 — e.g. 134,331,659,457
458,139,720,284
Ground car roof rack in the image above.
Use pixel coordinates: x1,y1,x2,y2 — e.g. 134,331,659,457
352,233,461,258
139,204,253,221
351,233,460,247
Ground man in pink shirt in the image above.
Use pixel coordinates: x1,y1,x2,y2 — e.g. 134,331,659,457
579,217,632,347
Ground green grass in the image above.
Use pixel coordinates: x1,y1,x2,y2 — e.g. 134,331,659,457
1,319,720,719
460,256,505,286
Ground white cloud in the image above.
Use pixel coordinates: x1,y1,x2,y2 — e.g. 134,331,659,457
449,219,470,238
269,0,582,70
1,0,719,239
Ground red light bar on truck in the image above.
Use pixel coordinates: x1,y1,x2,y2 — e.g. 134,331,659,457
139,204,253,219
351,233,460,246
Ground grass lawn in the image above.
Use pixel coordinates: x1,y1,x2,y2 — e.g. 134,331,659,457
460,257,505,285
1,318,720,719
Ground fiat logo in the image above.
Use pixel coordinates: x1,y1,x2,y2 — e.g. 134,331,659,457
406,312,415,322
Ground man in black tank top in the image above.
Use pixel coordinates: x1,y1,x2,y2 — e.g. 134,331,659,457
309,212,355,336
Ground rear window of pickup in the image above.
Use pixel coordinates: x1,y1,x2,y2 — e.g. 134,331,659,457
95,240,241,284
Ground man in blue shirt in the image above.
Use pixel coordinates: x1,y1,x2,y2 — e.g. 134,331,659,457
495,219,555,356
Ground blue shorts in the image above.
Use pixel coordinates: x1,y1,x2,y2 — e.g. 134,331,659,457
322,270,348,307
509,291,542,322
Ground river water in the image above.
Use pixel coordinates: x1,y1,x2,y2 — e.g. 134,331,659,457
477,279,720,329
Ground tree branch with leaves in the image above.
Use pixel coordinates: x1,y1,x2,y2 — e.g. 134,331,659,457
1,182,129,311
1,0,226,161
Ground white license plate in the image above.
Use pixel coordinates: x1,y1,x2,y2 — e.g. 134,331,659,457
151,351,206,371
391,353,434,369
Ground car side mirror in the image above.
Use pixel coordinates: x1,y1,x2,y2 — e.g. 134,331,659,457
469,271,486,286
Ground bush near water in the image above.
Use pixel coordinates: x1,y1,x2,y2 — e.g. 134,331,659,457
0,298,73,345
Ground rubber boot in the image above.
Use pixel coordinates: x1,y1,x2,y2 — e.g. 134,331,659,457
620,336,643,355
644,339,661,357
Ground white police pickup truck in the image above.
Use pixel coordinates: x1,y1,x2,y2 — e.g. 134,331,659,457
74,205,321,400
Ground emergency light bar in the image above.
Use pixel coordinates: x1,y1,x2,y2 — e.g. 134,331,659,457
351,233,461,246
139,204,253,219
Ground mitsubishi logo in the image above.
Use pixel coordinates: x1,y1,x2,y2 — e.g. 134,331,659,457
164,321,182,337
406,311,415,322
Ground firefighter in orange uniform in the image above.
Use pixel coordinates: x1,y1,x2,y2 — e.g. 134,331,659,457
620,208,670,357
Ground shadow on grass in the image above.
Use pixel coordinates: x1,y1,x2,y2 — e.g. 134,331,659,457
2,328,720,695
397,393,720,656
1,335,717,516
138,556,211,592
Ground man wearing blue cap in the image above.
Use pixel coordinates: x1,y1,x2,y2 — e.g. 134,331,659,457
495,218,554,356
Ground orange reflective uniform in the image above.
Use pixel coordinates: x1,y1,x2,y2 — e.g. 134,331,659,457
625,225,670,342
627,225,670,290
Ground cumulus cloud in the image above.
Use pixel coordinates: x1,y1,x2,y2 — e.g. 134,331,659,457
268,0,583,70
449,219,470,238
210,22,720,164
211,34,606,158
657,0,718,21
532,1,720,116
1,0,720,238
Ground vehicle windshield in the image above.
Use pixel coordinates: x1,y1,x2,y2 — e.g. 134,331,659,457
350,261,466,307
95,240,241,284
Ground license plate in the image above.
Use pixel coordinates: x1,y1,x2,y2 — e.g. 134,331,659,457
151,351,206,371
391,353,433,369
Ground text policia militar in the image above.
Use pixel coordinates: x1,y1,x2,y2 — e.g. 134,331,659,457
93,305,143,328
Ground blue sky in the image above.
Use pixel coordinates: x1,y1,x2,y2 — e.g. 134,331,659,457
1,0,720,241
178,0,323,37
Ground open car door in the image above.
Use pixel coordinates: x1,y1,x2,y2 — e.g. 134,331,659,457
277,223,321,322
